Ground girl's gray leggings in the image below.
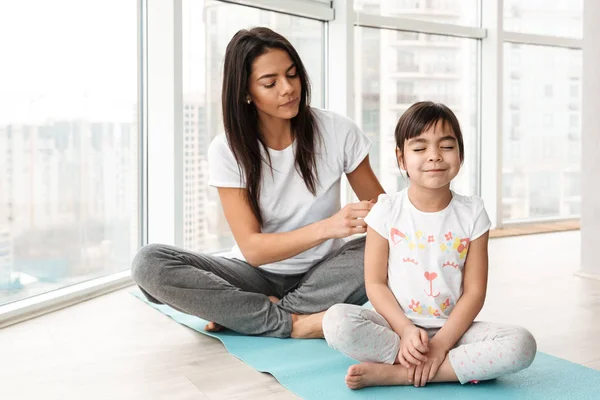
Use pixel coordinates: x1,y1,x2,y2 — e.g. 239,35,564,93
323,304,537,384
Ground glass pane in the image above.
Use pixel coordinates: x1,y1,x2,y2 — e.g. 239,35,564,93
502,44,582,222
504,0,583,38
0,0,139,306
182,0,324,252
355,0,480,27
356,27,479,196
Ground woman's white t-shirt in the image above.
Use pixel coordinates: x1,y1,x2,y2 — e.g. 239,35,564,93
207,108,371,275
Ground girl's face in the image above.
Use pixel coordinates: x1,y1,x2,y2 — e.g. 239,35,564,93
247,48,302,123
397,120,461,190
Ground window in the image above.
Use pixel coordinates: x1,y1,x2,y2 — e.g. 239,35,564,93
397,31,419,41
396,81,416,104
568,142,581,165
570,81,580,97
569,114,579,129
528,172,561,218
357,27,479,197
542,113,553,129
504,0,583,38
182,1,325,253
511,113,521,129
397,50,417,72
355,0,480,26
564,172,581,198
502,44,582,222
0,0,139,306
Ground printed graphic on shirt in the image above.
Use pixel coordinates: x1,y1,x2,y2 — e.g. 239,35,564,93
406,297,454,319
390,228,405,246
428,306,441,317
409,299,423,314
389,228,427,250
390,226,466,321
423,271,440,298
440,297,455,316
442,260,460,269
439,231,470,259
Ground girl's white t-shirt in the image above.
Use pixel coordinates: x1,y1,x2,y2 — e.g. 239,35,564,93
207,108,371,275
364,189,491,328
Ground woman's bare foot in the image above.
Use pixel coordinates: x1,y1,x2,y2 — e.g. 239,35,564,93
204,321,224,332
345,363,409,390
205,296,279,333
290,311,326,339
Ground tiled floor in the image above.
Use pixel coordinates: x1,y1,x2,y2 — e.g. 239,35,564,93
0,231,597,399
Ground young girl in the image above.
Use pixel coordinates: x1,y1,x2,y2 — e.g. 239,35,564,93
322,101,536,389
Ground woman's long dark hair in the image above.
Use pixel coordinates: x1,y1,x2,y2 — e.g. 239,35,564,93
222,27,319,226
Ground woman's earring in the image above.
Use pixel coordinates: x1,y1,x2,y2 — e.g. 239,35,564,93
246,98,251,104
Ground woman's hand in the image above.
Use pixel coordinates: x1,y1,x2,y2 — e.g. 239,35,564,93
409,339,448,387
323,200,374,239
397,325,429,368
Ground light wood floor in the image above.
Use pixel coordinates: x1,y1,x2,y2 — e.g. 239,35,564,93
1,231,598,400
489,219,580,238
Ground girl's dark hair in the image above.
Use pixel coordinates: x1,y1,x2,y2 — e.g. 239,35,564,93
222,27,319,225
394,101,464,167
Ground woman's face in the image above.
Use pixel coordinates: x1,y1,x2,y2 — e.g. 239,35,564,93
247,48,302,123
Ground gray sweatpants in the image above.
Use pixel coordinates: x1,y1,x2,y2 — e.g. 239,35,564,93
323,304,537,384
131,237,367,338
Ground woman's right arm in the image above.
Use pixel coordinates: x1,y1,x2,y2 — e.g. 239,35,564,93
218,187,373,267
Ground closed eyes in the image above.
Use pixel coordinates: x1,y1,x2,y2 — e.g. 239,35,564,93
412,146,454,152
263,72,298,89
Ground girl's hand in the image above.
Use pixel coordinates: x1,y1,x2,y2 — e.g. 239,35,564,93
323,200,374,239
397,325,429,368
411,339,448,387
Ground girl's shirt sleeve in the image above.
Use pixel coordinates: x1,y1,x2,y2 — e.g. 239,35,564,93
364,193,392,239
471,197,492,241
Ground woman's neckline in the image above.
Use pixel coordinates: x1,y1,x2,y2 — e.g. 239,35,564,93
265,138,295,153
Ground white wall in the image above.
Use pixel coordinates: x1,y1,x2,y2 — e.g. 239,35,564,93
580,0,600,276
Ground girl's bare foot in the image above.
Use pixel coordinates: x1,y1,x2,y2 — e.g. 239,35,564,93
290,311,326,339
345,363,409,390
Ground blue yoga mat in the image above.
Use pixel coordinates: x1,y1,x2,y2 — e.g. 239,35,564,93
132,291,600,399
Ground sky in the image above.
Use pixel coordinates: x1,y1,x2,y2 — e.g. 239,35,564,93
0,0,138,125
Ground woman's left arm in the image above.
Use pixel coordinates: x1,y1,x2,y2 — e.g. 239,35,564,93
430,231,490,352
346,155,386,201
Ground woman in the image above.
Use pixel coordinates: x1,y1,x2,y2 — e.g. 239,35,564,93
132,27,385,338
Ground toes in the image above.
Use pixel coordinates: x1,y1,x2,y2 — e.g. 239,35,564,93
345,372,363,390
347,364,362,376
345,380,363,390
